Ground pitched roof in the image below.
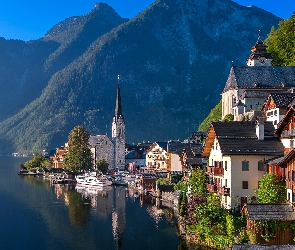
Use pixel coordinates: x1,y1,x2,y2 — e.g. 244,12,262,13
89,135,112,147
223,66,295,93
270,93,295,107
275,106,295,136
243,203,295,221
203,121,284,157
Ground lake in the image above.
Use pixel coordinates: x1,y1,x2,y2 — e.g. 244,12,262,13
0,156,184,250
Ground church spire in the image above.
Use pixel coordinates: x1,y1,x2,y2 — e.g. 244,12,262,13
246,30,272,66
115,75,123,118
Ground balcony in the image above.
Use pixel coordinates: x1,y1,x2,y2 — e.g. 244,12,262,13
218,186,230,196
206,183,217,193
206,166,224,176
281,129,295,138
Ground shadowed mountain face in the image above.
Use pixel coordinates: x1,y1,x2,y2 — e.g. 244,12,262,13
0,0,281,153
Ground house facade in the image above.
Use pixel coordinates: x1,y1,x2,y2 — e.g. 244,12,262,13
203,121,284,209
50,145,68,168
263,93,295,129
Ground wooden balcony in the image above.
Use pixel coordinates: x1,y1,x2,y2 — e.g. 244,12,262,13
206,166,224,177
281,129,295,138
206,183,217,193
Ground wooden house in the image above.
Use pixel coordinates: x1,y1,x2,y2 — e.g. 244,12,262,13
263,93,295,129
242,203,295,245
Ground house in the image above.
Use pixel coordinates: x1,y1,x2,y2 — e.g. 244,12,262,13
145,141,190,173
263,93,295,128
242,203,295,245
125,147,146,172
50,145,68,168
222,34,295,120
180,143,204,171
269,106,295,202
202,120,284,209
89,135,114,170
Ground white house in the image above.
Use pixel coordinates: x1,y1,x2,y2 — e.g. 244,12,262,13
203,120,284,210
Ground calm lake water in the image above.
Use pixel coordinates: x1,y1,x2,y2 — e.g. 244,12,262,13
0,156,184,250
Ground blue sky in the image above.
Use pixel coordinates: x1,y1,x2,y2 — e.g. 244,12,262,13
0,0,294,41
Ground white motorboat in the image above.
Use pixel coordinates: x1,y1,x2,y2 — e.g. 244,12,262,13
76,175,112,187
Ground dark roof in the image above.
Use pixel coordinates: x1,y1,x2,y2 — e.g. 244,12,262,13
232,244,294,249
241,90,271,99
89,135,112,147
243,203,295,221
270,93,295,107
223,66,295,93
205,121,284,156
272,149,295,168
125,148,146,159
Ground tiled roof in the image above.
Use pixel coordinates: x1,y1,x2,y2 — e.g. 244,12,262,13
270,93,295,107
241,90,271,99
243,203,295,221
223,66,295,93
206,121,284,156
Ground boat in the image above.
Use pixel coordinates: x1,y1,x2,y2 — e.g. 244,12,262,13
76,175,112,187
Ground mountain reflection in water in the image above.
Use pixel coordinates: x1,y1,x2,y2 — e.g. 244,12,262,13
0,156,184,250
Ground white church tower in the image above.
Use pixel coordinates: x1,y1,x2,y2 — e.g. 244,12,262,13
112,75,126,170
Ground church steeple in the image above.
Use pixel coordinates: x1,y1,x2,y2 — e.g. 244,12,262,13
112,75,125,170
115,75,123,119
246,30,272,66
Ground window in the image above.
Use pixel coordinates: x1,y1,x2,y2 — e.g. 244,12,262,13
224,161,227,171
242,160,249,171
225,179,227,187
258,161,264,171
242,181,248,189
232,95,236,106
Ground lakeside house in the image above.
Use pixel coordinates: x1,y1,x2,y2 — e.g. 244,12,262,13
202,120,284,209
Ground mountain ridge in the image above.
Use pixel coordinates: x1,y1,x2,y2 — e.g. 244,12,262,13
0,0,281,154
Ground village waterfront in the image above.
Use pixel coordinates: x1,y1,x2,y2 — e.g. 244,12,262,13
0,156,187,250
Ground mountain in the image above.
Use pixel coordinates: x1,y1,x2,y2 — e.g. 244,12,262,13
0,0,281,154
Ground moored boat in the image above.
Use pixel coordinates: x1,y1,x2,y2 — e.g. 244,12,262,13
76,175,112,187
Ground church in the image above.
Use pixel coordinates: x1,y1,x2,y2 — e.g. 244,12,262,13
89,75,126,171
221,32,295,121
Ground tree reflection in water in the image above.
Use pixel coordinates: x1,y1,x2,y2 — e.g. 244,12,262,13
68,190,91,227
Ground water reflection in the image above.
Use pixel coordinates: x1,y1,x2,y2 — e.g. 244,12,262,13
68,190,91,227
15,174,182,249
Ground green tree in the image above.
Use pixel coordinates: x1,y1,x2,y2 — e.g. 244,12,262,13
198,100,222,132
189,169,208,196
96,158,109,174
255,173,286,203
63,125,93,172
24,155,52,170
265,15,295,66
223,114,234,122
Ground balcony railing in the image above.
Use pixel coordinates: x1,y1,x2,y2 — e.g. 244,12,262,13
206,183,217,193
218,186,230,196
281,129,295,138
206,166,224,176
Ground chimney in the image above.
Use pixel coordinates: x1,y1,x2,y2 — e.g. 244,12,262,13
256,119,264,140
